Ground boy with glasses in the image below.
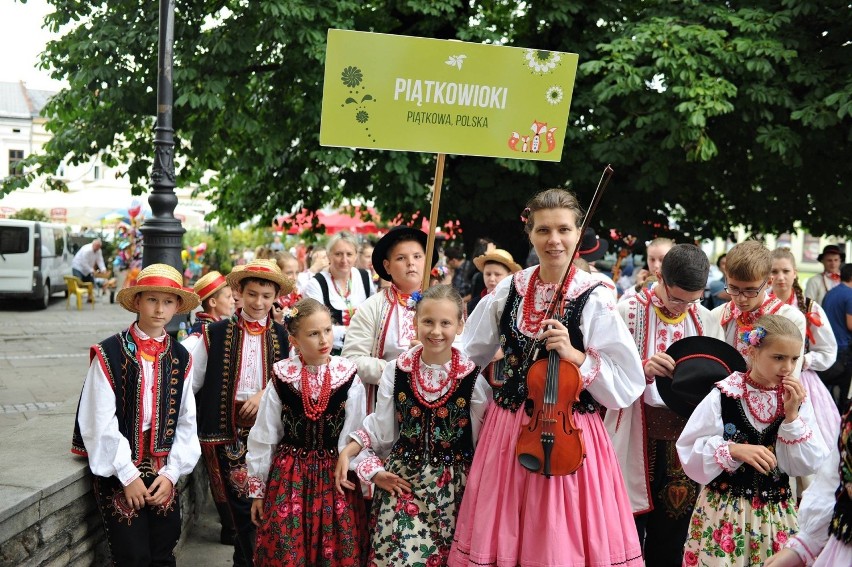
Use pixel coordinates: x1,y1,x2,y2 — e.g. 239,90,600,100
605,244,723,567
710,241,806,363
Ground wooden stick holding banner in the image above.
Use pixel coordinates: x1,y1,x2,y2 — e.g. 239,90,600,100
422,153,446,291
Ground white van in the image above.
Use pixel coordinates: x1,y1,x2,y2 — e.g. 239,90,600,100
0,219,73,309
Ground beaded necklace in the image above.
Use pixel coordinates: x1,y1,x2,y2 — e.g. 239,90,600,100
410,348,461,409
521,266,576,335
743,370,784,424
300,357,333,421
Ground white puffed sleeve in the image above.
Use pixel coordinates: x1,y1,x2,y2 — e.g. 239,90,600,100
775,397,829,478
786,443,840,566
805,302,838,372
676,389,743,485
76,358,141,486
350,361,399,482
185,332,208,394
246,382,284,498
577,286,645,410
340,377,367,452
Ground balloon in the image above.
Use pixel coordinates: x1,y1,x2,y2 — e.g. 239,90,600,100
181,250,189,262
194,242,207,255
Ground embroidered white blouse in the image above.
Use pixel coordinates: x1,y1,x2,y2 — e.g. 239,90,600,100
462,266,645,410
303,268,374,349
676,372,829,485
348,346,492,482
76,324,200,486
245,355,367,498
188,311,269,401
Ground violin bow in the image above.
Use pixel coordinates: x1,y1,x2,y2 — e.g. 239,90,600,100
544,164,614,321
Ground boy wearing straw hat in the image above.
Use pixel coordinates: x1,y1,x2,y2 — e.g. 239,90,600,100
188,270,235,335
187,259,292,567
71,264,201,566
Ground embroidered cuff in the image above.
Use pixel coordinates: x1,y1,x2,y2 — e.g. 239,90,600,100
248,475,266,499
121,470,142,487
350,429,372,449
157,468,178,486
787,536,817,566
355,455,384,483
778,417,813,445
713,441,739,473
580,347,601,388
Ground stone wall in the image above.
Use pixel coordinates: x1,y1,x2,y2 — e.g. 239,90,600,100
0,400,208,567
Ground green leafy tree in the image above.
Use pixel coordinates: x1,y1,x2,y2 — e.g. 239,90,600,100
10,207,50,222
5,0,849,263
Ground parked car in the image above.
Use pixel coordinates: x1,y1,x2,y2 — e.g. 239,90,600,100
0,219,73,309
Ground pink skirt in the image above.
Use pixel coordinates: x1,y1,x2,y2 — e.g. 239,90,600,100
813,536,852,566
448,404,643,567
800,369,841,446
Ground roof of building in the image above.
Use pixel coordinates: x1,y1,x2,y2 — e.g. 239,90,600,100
0,81,56,119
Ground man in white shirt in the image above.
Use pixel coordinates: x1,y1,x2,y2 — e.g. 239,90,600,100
72,239,107,284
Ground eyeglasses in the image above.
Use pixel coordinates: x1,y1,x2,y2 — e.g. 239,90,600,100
662,280,702,307
725,280,767,298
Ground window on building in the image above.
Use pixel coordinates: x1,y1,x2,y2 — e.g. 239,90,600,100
8,150,24,177
93,165,101,180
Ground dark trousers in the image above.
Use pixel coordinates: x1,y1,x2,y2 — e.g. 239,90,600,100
200,443,237,539
92,461,181,567
818,345,852,413
72,268,95,284
635,439,698,567
209,424,255,567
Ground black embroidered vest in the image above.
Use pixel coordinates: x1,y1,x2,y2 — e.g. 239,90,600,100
389,364,479,470
272,371,355,457
189,313,217,335
829,408,852,543
493,278,600,415
706,392,790,504
71,329,190,465
197,317,289,443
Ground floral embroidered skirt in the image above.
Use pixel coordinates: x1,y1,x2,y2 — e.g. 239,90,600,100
370,459,467,566
683,489,798,567
254,448,367,567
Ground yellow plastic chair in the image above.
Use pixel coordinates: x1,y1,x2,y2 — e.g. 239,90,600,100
64,275,95,310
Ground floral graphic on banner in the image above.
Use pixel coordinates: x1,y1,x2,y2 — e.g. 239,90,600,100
525,50,562,75
545,86,564,105
339,65,376,142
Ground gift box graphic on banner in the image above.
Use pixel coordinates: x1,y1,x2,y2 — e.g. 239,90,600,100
320,30,578,161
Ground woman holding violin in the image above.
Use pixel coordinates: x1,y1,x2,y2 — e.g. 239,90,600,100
448,188,646,567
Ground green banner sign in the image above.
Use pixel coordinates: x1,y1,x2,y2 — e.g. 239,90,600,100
320,30,578,162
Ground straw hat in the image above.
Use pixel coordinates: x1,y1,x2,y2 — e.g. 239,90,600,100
116,264,200,314
193,271,228,302
655,336,746,418
473,249,522,274
226,259,293,294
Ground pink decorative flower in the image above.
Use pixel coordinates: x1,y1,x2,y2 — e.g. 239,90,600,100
720,537,735,554
752,496,765,509
277,502,290,516
721,521,733,535
292,502,302,515
426,555,442,567
772,541,781,553
323,546,334,559
712,529,723,543
334,498,346,513
436,468,452,488
776,531,788,543
684,551,698,566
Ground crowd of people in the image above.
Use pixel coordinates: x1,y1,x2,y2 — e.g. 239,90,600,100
69,188,852,567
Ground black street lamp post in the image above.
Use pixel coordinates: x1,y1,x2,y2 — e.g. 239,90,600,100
141,0,184,271
141,0,187,333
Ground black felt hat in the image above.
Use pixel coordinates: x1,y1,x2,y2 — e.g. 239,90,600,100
371,226,438,282
817,244,846,263
656,336,747,418
578,227,609,262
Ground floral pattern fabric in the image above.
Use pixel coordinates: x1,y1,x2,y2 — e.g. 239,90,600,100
370,458,467,567
683,489,797,566
254,448,366,566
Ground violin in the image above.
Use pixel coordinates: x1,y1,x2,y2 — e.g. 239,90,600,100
516,342,585,477
515,165,614,478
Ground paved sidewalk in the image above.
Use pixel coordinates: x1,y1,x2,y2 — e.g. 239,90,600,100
0,292,231,564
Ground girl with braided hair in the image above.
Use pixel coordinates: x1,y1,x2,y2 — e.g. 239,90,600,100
770,248,841,444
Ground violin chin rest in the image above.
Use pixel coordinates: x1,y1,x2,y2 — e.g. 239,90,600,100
518,453,541,473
